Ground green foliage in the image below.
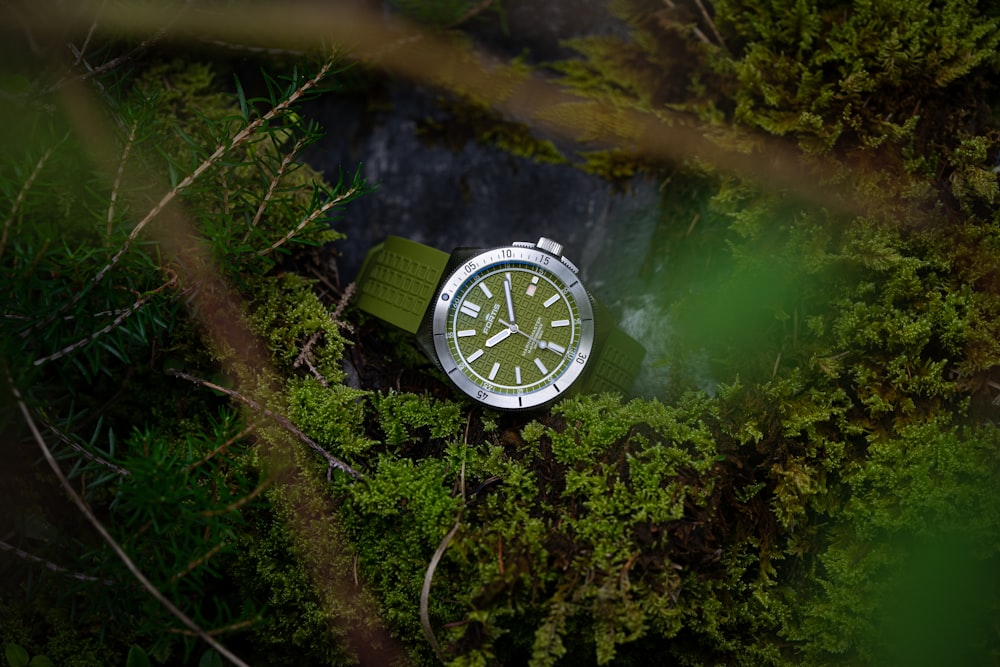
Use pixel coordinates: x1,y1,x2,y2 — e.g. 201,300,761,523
2,44,366,666
2,644,53,667
6,1,1000,666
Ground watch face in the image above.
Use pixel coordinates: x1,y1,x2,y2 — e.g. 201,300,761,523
431,244,595,410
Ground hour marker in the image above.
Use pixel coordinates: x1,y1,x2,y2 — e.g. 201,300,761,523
457,329,476,338
467,349,484,363
460,301,482,318
479,283,493,299
546,342,566,355
551,319,570,328
543,294,559,308
488,362,500,381
525,276,539,296
534,357,548,375
515,366,522,385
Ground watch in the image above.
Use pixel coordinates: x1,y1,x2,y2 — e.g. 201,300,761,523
354,236,644,410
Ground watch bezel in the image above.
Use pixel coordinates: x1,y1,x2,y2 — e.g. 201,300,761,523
431,244,595,410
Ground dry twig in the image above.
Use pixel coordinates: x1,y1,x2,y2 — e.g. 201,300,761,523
7,371,251,667
1,144,56,260
31,57,338,334
242,135,309,245
255,183,362,257
32,270,178,365
0,539,114,585
167,369,362,479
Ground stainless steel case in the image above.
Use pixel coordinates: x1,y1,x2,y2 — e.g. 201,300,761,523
423,240,596,410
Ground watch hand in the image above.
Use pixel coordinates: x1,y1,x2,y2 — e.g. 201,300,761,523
498,319,568,355
503,274,516,324
499,318,528,339
485,327,513,347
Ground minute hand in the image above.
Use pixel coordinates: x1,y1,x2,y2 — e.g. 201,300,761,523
503,275,516,324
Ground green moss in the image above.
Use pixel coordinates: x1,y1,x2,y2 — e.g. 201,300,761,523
420,95,569,165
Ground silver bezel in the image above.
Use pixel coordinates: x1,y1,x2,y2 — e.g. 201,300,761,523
431,244,595,410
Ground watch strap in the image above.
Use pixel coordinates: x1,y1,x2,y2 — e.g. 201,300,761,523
581,301,645,397
354,236,450,334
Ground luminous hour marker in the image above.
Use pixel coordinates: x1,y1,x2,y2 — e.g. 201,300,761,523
551,319,570,328
515,366,522,385
479,283,493,299
546,342,566,355
460,301,482,318
543,294,560,308
488,362,500,381
534,357,548,375
467,349,484,363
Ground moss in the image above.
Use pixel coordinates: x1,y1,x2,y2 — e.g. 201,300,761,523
9,3,1000,666
419,94,569,165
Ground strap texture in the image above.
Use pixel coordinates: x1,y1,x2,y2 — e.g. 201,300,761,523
354,236,450,334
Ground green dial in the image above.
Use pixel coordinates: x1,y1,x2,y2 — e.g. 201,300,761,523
432,246,595,410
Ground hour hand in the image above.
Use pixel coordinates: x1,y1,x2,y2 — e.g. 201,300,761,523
485,327,513,347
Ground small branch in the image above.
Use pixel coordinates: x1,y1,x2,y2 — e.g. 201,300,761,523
50,0,194,95
167,369,362,479
1,144,56,260
0,539,114,585
107,120,138,240
255,184,362,258
43,419,131,476
293,331,329,387
7,371,251,667
75,0,109,65
167,542,226,585
185,422,256,472
691,0,727,50
196,39,308,57
31,57,338,334
168,617,259,638
32,270,178,366
200,477,273,517
446,0,495,29
241,136,309,245
330,281,356,333
420,513,463,664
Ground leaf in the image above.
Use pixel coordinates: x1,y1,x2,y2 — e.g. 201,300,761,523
125,645,151,667
4,644,29,667
198,650,223,667
28,656,54,667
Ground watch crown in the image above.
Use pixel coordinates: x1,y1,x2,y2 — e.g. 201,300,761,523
536,237,563,257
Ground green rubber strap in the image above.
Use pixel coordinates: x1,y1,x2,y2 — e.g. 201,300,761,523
580,301,645,397
354,236,450,334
